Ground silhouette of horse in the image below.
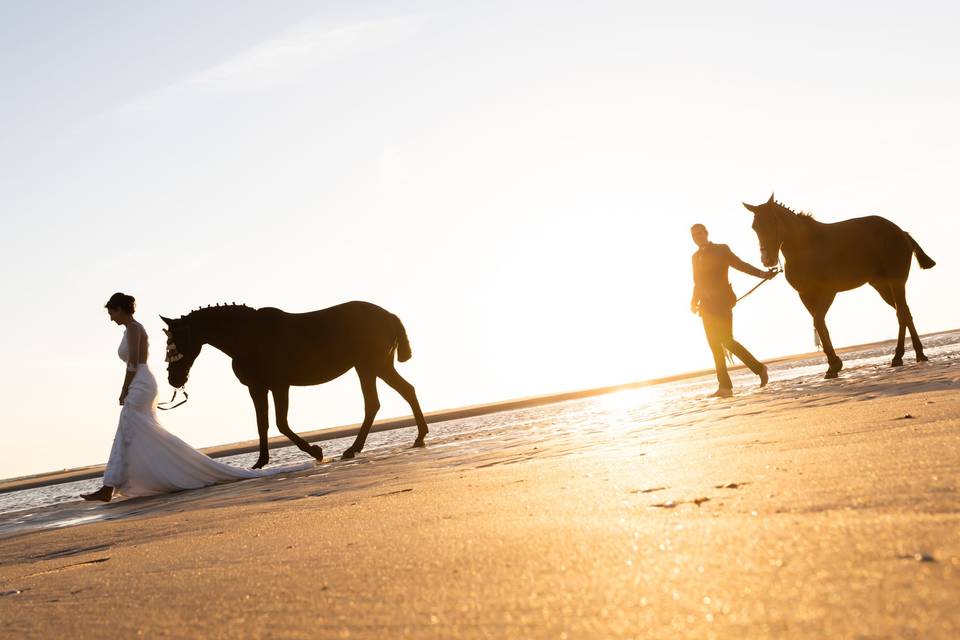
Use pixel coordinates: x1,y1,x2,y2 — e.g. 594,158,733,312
743,194,936,379
161,301,428,467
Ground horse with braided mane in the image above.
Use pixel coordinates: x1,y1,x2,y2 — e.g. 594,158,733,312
161,301,428,467
742,194,936,379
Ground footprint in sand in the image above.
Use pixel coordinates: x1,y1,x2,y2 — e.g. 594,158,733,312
631,486,667,494
373,488,414,498
651,500,677,508
651,497,710,508
896,553,936,562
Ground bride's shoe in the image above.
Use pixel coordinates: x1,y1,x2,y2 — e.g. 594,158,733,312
81,486,114,502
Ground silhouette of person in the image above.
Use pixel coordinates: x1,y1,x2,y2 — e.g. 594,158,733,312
690,223,776,397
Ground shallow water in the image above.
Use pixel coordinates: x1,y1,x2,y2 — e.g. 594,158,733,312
2,331,958,522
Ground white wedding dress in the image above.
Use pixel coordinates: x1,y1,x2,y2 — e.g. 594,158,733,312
102,323,312,497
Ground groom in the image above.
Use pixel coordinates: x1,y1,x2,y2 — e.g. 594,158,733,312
690,223,776,397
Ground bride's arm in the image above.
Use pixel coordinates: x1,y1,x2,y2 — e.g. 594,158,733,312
119,322,141,404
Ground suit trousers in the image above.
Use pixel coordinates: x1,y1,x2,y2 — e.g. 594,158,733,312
701,309,764,390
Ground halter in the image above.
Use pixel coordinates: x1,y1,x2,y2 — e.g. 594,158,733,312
758,207,786,266
160,326,191,410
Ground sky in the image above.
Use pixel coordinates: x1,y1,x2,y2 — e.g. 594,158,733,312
2,1,959,479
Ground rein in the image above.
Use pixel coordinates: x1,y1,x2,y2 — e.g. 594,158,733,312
157,387,189,410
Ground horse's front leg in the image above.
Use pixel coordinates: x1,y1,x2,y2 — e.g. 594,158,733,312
248,386,271,469
813,315,843,378
343,369,380,460
801,291,842,378
272,386,323,462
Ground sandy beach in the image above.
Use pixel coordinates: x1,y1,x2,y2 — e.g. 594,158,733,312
1,343,959,638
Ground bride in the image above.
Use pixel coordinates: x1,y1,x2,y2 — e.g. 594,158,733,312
81,292,314,502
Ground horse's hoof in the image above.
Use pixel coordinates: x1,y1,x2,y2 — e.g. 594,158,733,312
341,449,356,460
412,439,426,448
891,358,904,367
824,370,839,380
917,354,930,362
252,457,268,470
308,445,324,462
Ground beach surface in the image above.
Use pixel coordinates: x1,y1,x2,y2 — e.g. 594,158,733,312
1,340,959,638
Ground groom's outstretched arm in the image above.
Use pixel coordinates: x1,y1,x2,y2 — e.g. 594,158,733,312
724,245,770,279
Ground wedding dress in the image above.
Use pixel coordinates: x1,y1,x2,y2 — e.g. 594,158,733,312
102,322,312,497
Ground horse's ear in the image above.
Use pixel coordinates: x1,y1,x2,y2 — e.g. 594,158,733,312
767,192,775,204
160,315,174,326
742,202,757,213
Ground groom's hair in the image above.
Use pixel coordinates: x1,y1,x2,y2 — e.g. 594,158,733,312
105,292,136,314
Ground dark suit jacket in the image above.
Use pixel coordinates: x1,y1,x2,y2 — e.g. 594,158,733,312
691,243,766,315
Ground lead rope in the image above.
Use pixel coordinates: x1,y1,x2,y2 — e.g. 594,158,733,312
736,263,781,303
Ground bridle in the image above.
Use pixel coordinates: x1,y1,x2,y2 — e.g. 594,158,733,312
740,210,785,303
758,209,785,269
160,324,192,410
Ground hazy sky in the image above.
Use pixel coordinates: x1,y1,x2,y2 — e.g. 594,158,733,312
2,1,958,479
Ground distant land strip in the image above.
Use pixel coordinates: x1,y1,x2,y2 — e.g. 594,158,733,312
2,329,954,494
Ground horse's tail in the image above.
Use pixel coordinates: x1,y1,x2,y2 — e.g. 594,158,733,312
392,314,412,362
906,233,936,269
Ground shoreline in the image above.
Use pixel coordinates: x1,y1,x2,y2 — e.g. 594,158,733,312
2,328,953,495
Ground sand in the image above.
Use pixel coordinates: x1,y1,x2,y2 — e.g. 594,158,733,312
1,357,959,638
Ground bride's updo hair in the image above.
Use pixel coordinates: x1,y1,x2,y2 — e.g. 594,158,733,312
105,292,136,314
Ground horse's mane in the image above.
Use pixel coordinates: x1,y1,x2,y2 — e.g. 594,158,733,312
772,199,815,220
181,303,255,321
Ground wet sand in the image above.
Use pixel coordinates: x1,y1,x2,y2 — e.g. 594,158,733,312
1,357,959,638
2,332,941,496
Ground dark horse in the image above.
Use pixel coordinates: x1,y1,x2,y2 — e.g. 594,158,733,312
161,301,429,467
743,194,936,379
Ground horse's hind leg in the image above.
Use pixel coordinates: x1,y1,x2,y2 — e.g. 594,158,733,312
869,280,905,366
891,282,928,362
272,386,323,462
379,364,429,448
908,318,928,361
343,368,380,460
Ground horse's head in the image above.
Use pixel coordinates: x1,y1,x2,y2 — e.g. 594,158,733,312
161,315,202,388
742,193,783,268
